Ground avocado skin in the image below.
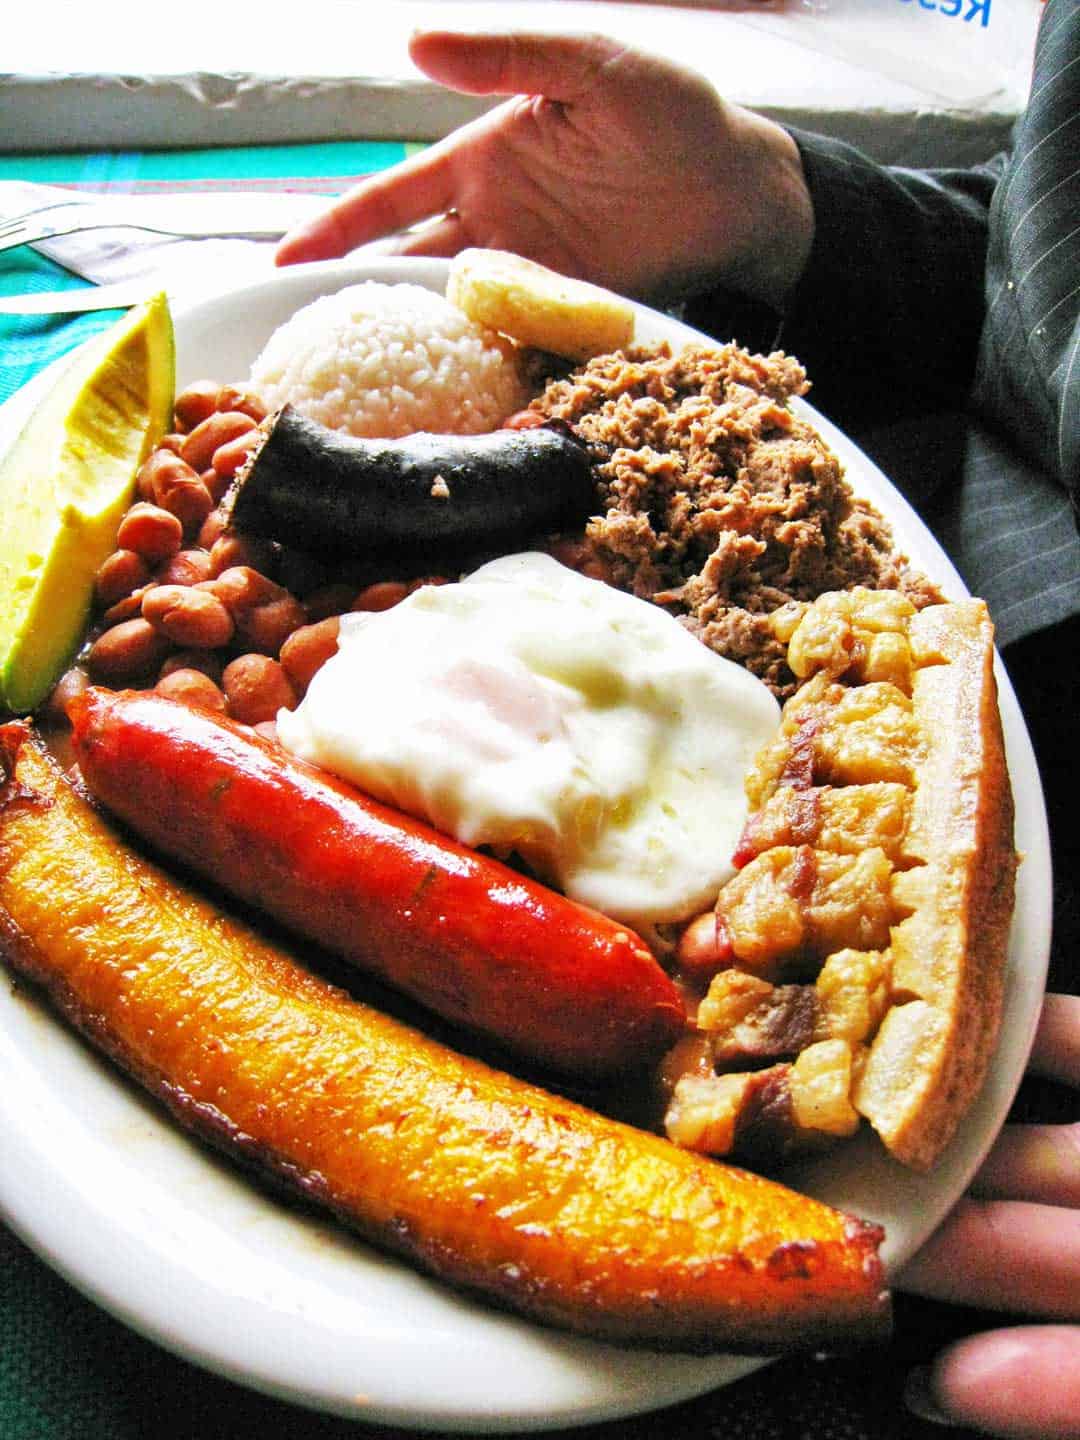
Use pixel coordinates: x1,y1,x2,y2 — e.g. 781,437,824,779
0,295,174,715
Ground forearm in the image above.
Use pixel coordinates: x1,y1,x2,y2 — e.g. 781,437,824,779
716,109,815,311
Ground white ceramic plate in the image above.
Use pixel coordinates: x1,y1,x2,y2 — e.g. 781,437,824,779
0,257,1053,1432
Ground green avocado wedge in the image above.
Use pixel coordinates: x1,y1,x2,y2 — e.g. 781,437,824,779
0,294,174,715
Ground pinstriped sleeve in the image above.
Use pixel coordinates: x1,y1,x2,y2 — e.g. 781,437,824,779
973,0,1080,509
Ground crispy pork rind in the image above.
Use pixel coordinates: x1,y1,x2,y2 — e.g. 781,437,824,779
665,588,1016,1170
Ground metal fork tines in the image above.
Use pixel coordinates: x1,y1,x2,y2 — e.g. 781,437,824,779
0,196,86,229
0,214,290,255
0,187,333,257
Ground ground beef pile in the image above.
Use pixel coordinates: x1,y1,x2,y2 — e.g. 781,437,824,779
533,343,940,698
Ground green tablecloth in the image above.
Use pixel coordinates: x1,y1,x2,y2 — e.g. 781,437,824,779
0,248,125,402
0,141,1057,1440
0,141,418,403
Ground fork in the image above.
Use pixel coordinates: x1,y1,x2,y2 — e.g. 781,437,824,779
0,207,294,256
0,196,86,229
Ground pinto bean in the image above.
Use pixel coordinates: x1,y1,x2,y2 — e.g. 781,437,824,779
211,429,261,484
280,616,341,694
211,565,284,615
201,465,233,506
215,385,268,423
44,666,89,723
207,534,276,579
197,508,228,551
173,380,221,433
157,548,214,588
154,667,228,713
117,502,183,565
159,650,224,684
135,449,174,502
142,585,235,649
180,412,257,475
222,654,298,725
237,595,308,657
207,566,304,652
150,460,214,537
102,584,155,627
140,448,196,497
352,580,410,612
86,619,171,685
94,549,152,608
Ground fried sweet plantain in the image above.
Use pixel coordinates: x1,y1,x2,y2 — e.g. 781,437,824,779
0,724,889,1352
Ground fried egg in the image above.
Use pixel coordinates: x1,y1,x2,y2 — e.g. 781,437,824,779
277,552,780,929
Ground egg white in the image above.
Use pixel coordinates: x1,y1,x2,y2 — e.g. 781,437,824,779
278,552,780,929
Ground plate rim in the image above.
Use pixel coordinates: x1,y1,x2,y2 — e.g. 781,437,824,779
0,255,1053,1431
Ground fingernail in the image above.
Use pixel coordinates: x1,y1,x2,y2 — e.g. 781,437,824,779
904,1366,960,1428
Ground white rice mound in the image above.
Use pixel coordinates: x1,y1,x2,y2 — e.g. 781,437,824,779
248,281,529,439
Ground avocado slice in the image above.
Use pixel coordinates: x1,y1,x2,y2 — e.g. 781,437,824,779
0,294,174,714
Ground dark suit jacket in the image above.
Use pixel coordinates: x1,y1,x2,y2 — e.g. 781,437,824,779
686,0,1079,652
686,0,1079,994
791,1,1080,1001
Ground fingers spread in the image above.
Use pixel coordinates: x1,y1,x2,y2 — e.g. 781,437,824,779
898,1199,1080,1318
408,29,626,103
1030,992,1080,1086
932,1326,1080,1440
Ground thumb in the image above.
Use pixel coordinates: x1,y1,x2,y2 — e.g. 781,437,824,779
407,29,629,104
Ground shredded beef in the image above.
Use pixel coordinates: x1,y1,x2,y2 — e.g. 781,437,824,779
533,343,940,698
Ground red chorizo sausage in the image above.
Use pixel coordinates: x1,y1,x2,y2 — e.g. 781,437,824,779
0,722,889,1352
69,688,685,1079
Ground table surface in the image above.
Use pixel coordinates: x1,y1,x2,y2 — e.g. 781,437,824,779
0,137,1067,1440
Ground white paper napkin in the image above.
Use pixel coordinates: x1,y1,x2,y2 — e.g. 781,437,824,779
3,181,331,299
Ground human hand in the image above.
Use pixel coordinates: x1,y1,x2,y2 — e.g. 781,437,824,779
275,29,814,309
898,993,1080,1439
